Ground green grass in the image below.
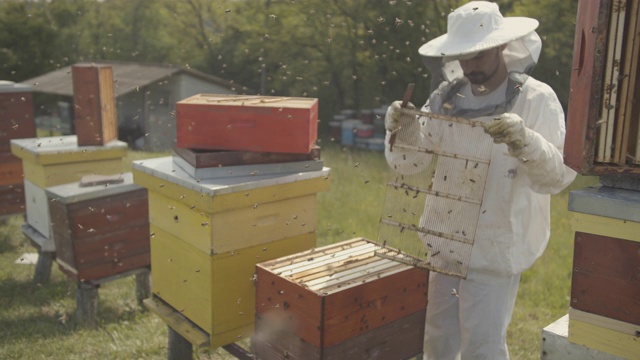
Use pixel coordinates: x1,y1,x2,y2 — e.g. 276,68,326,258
0,143,598,359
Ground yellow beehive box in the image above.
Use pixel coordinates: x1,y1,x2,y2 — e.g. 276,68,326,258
150,224,316,348
10,135,127,188
571,211,640,242
568,308,640,359
568,186,640,359
132,156,330,254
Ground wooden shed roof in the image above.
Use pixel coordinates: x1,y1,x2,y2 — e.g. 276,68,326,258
20,60,240,97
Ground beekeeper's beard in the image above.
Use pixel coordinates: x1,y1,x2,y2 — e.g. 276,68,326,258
463,51,502,85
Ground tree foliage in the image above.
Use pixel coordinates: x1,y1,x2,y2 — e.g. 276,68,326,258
511,0,579,110
0,0,579,126
0,1,60,81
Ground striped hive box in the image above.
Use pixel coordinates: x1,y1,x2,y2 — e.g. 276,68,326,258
568,185,640,359
132,156,330,348
254,238,429,360
46,173,149,282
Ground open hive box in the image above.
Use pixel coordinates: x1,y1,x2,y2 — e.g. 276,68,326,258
254,237,429,360
566,0,640,177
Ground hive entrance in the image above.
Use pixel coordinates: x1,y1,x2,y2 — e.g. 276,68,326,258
376,110,493,279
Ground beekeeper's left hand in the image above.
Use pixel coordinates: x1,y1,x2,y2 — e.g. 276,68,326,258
484,113,531,156
385,100,416,132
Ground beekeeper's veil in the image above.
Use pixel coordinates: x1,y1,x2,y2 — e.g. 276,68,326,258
419,1,541,118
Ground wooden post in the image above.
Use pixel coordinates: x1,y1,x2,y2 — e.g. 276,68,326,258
167,326,193,360
221,344,254,360
76,282,99,328
135,269,151,309
32,250,54,285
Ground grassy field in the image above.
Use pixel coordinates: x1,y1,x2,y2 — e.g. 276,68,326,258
0,142,598,359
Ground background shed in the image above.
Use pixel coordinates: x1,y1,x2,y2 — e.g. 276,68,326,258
21,61,242,151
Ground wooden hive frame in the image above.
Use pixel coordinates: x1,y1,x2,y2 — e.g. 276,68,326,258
378,109,493,279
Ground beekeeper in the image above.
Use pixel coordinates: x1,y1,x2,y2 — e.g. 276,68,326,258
384,2,576,359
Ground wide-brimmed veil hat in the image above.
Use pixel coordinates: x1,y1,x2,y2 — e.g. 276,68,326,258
418,1,539,59
419,2,542,118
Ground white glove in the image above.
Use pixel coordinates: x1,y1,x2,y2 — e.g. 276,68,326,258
484,113,531,156
385,100,416,132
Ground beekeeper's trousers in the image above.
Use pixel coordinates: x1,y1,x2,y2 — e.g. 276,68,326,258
423,271,521,360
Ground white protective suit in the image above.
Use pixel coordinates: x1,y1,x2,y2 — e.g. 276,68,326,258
384,2,577,358
384,38,576,279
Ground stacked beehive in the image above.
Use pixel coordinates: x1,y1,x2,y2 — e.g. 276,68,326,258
135,94,330,348
254,238,429,360
565,186,639,359
11,136,128,248
9,65,149,290
10,64,128,253
0,81,36,217
9,64,153,326
539,1,640,358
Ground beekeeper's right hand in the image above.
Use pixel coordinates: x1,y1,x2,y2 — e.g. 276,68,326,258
385,100,416,132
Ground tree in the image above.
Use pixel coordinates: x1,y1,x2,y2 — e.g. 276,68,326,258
208,0,465,121
1,0,578,124
510,0,579,110
0,1,61,81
